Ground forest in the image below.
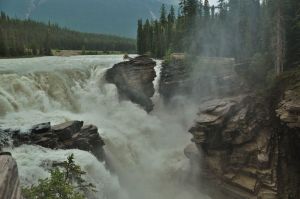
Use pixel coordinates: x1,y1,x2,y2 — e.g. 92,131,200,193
0,12,136,57
137,0,300,74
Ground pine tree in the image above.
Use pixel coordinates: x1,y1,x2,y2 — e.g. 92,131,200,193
168,6,176,24
0,28,8,56
167,6,176,50
143,19,152,54
218,0,226,19
137,19,143,54
179,0,188,16
0,12,6,20
204,0,210,20
285,0,300,68
43,29,52,56
160,4,167,25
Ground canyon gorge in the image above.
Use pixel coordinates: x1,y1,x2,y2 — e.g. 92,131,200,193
0,55,299,199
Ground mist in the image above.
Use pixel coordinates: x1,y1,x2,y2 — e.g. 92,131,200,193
0,55,214,199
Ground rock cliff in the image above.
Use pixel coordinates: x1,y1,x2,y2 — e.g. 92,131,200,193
0,152,22,199
159,54,243,102
159,54,300,198
106,55,156,112
187,69,300,198
189,95,278,198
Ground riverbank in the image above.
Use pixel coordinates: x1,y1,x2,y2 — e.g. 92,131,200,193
0,50,130,59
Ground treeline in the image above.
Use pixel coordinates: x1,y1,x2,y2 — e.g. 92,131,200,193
137,0,300,73
0,11,136,57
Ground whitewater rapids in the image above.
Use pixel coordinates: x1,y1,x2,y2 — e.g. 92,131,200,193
0,55,210,199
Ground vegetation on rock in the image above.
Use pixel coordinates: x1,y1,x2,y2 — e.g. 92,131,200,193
22,154,95,199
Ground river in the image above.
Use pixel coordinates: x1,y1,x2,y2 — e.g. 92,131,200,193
0,55,210,199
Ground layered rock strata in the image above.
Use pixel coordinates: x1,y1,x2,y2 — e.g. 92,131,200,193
187,70,300,199
189,95,278,198
106,55,156,112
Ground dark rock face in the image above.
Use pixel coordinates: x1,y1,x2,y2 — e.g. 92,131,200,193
189,95,277,198
159,54,242,102
187,70,300,199
106,55,156,112
275,72,300,199
12,121,105,160
0,152,22,199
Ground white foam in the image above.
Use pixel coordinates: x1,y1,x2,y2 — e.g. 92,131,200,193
0,55,210,199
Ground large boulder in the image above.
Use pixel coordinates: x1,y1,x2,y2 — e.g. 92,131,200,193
0,152,22,199
106,55,156,112
11,121,105,160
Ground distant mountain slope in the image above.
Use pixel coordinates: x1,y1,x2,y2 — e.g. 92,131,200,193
0,0,176,37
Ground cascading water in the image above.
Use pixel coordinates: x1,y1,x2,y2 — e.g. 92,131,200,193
0,55,210,199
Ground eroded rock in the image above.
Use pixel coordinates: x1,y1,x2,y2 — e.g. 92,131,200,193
188,95,277,198
159,55,242,102
11,121,105,160
0,152,22,199
106,55,156,112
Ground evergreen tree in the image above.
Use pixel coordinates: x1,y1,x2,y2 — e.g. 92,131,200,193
136,0,300,67
285,0,300,68
204,0,210,19
0,11,6,20
160,4,167,25
168,6,176,24
137,19,143,54
218,0,227,20
143,19,152,54
0,28,8,56
0,11,136,57
43,29,52,56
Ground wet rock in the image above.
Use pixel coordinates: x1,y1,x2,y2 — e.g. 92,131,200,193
276,89,300,129
188,73,300,199
188,95,277,198
0,152,22,199
159,55,241,102
106,55,156,112
30,122,51,134
12,121,105,160
274,71,300,198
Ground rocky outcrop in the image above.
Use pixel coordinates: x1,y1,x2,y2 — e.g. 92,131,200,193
10,121,105,160
159,54,192,101
187,69,300,199
0,152,22,199
274,71,300,199
189,95,278,198
106,55,156,112
159,54,242,102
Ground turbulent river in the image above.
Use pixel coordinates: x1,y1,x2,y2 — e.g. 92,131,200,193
0,55,210,199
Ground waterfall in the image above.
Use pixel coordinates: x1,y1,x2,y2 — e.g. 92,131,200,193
0,55,210,199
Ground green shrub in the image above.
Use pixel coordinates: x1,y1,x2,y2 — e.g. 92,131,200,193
22,154,95,199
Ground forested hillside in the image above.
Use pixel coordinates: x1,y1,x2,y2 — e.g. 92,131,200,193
0,0,176,37
137,0,300,73
0,12,136,57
